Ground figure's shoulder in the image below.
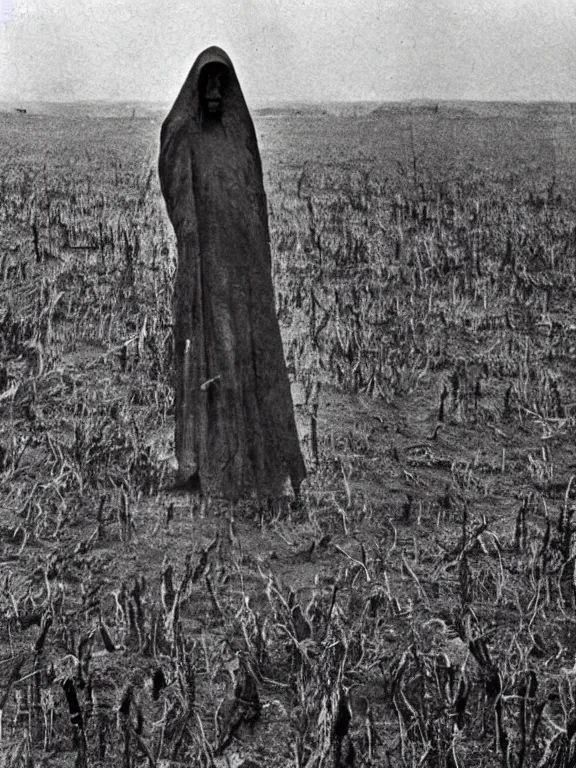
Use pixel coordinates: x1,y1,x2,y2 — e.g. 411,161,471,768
160,110,194,150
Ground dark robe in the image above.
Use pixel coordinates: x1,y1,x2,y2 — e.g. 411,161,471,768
158,46,306,501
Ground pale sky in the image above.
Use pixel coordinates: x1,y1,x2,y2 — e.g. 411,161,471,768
0,0,575,103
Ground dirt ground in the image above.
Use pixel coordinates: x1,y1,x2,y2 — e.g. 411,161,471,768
2,102,576,766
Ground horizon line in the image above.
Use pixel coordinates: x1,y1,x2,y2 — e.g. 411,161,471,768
1,97,576,106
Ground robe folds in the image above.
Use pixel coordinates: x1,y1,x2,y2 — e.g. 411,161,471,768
158,46,306,501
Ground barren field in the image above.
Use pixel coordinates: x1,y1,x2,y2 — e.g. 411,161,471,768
2,101,576,767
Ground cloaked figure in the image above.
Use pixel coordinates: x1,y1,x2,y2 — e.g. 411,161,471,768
159,46,306,501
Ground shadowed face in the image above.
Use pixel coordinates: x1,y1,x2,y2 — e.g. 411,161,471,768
200,63,229,117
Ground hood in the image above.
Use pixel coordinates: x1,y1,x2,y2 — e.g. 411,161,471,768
167,46,247,125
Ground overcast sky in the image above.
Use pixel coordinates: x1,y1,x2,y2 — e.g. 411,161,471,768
0,0,575,103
